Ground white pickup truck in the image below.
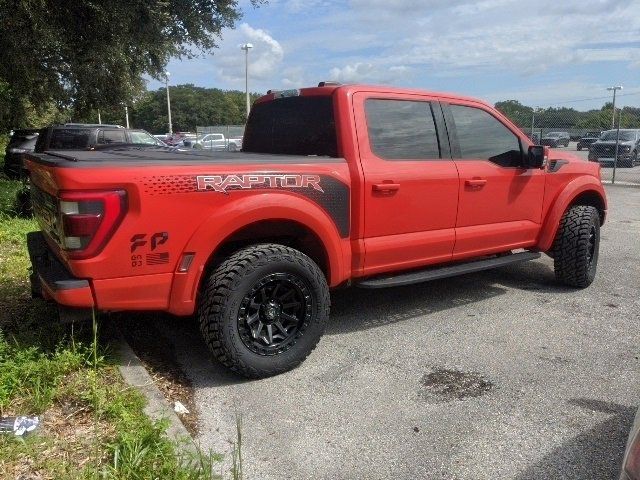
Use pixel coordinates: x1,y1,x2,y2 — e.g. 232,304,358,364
192,133,243,151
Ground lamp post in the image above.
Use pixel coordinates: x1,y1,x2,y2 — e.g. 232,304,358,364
607,85,623,129
124,105,129,128
240,43,253,118
165,71,173,135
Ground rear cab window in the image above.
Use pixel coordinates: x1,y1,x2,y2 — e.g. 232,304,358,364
242,95,338,157
47,129,92,150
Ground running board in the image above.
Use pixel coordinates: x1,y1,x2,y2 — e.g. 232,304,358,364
355,251,541,289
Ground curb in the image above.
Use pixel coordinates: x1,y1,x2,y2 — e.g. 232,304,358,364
114,336,195,451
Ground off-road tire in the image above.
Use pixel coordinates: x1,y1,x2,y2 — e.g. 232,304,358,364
198,244,330,378
551,205,600,288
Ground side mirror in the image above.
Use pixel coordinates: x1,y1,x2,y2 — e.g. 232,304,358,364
525,145,545,169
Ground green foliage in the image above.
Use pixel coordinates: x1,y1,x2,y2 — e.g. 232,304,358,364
0,333,91,414
495,100,533,128
130,85,261,133
496,100,640,131
0,0,260,132
0,176,221,478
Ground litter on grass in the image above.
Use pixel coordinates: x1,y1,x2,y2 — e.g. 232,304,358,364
0,416,40,436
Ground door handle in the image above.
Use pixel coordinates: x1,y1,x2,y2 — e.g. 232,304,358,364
465,179,487,188
373,183,400,192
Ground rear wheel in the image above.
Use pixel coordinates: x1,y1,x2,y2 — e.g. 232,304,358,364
551,206,600,288
197,244,330,378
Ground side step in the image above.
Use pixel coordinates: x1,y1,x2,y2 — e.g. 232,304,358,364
355,251,541,289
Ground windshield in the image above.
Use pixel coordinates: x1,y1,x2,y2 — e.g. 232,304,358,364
546,132,562,138
130,130,163,145
600,130,637,141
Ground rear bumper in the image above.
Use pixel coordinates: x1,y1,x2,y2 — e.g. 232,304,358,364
27,231,95,308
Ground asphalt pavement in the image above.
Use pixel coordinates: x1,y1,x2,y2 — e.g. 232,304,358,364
158,185,639,480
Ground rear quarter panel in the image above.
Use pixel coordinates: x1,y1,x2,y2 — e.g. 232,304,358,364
26,157,352,313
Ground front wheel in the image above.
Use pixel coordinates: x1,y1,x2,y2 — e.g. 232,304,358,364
551,206,600,288
197,244,330,378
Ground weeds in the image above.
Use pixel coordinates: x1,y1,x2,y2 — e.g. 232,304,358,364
0,173,222,479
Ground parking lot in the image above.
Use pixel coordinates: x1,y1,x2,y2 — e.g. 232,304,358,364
560,142,640,184
150,185,638,480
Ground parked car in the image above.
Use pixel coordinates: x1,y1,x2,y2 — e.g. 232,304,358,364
192,133,243,151
540,131,570,148
25,82,606,378
577,131,601,151
34,124,165,152
3,129,39,179
164,132,196,147
621,406,640,480
588,129,640,168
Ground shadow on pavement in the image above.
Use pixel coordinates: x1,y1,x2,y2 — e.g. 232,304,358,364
515,398,635,480
328,259,571,335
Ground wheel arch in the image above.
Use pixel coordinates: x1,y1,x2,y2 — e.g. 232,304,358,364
537,177,607,252
167,195,349,315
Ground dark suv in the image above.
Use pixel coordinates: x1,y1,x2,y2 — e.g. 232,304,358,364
588,129,640,168
3,129,39,179
34,124,165,153
577,131,601,151
540,131,570,148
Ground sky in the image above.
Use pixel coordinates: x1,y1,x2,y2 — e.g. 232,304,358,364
148,0,640,111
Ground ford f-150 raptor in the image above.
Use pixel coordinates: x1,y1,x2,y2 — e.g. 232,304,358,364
25,82,607,378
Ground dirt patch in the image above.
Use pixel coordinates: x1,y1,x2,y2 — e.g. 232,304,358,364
113,313,199,435
419,368,493,402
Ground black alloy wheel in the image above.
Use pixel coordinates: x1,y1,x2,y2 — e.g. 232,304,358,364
198,243,330,378
237,272,312,356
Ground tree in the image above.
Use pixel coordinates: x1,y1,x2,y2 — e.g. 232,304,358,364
129,84,261,133
495,100,533,128
0,0,259,131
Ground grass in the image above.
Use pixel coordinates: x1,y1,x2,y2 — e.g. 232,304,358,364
0,162,223,479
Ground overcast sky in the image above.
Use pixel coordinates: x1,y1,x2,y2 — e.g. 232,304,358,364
148,0,640,110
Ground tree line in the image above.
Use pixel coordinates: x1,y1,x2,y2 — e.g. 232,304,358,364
83,85,261,133
495,100,640,132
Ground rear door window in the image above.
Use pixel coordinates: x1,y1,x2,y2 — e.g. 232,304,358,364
364,99,440,160
97,129,127,144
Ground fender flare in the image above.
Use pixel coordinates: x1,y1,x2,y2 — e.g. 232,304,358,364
537,176,607,252
168,193,349,315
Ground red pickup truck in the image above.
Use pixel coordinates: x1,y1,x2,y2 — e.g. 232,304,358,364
25,83,607,378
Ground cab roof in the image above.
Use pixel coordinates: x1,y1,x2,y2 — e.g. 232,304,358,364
255,83,492,109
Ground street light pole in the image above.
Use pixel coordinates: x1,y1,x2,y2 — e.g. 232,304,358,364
240,43,254,118
165,71,173,135
124,105,129,128
607,85,623,129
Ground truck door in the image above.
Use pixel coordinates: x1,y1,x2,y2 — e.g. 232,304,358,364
353,92,459,276
442,102,545,259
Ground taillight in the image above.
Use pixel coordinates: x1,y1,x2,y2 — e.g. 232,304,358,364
58,190,127,259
